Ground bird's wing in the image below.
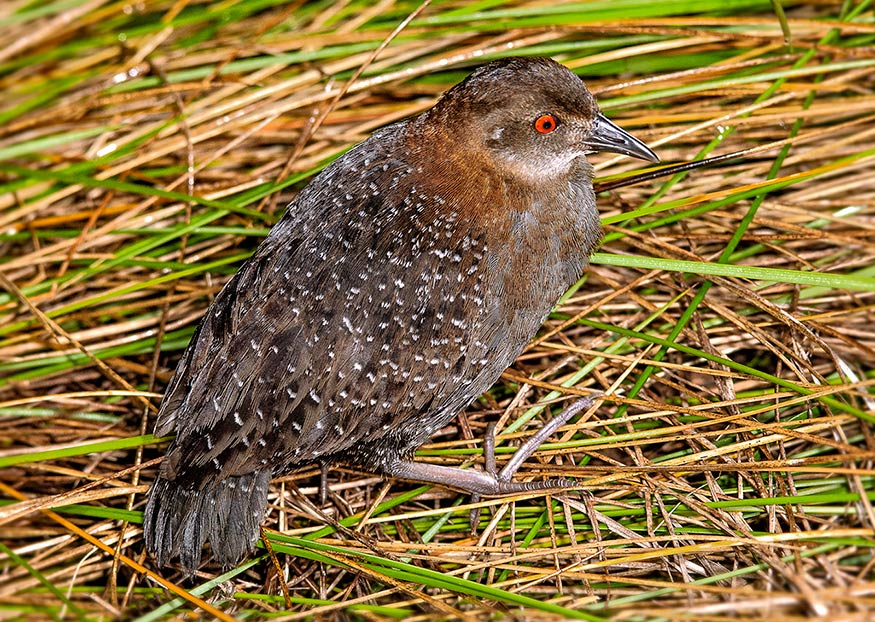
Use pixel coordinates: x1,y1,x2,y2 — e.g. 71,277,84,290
155,134,513,487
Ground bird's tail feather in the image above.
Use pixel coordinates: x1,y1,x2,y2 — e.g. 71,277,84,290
143,471,270,572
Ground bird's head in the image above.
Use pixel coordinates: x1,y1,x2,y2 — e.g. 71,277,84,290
425,56,658,183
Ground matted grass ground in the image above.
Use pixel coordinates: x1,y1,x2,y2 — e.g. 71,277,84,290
1,1,874,620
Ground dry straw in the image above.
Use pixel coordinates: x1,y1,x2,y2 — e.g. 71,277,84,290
1,1,874,620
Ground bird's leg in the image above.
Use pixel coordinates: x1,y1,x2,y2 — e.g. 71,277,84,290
386,395,599,497
495,395,600,484
319,462,330,506
468,421,499,532
483,421,498,477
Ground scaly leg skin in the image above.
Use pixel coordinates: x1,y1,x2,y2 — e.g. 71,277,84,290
319,462,330,506
386,395,601,510
469,422,498,532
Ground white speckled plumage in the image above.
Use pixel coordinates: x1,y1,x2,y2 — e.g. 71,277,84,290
144,56,657,572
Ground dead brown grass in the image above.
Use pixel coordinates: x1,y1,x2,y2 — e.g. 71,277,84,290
1,1,874,620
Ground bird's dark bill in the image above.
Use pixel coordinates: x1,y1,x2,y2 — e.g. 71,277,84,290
585,113,659,163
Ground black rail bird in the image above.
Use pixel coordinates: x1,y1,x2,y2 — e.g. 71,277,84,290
144,56,658,572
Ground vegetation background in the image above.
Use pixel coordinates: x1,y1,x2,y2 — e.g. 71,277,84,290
1,0,874,620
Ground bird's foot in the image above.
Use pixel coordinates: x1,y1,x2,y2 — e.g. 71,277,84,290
383,394,601,528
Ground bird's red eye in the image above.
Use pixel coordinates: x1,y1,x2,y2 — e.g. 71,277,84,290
534,114,559,134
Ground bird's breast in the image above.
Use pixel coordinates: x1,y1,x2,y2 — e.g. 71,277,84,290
491,174,601,338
